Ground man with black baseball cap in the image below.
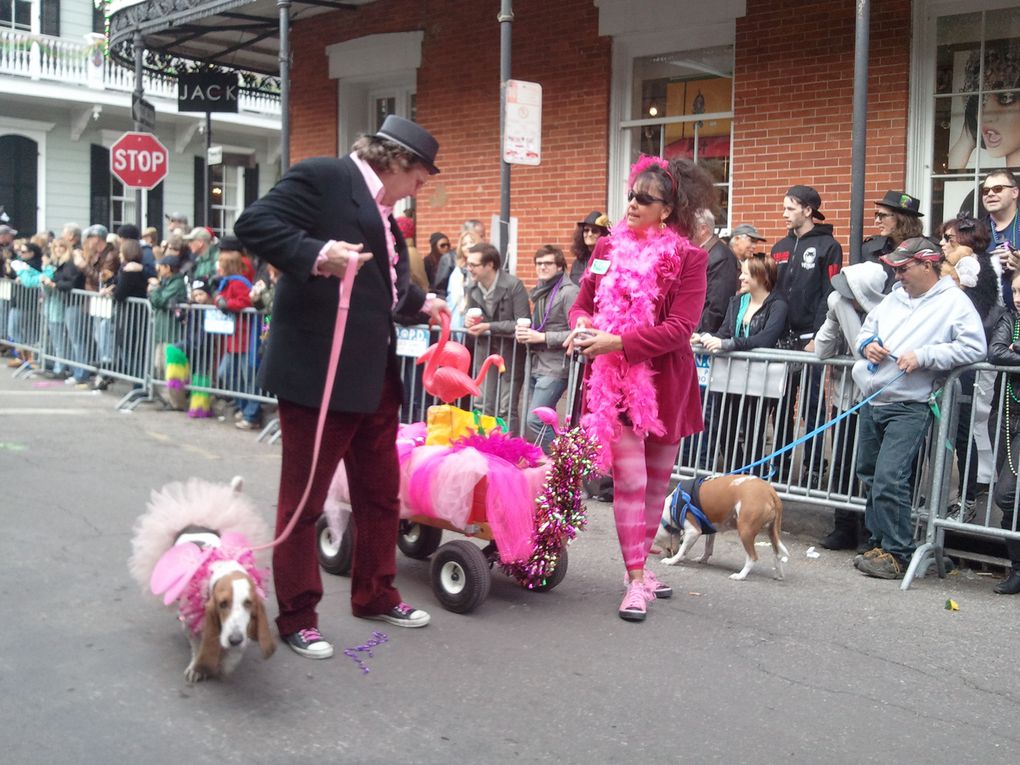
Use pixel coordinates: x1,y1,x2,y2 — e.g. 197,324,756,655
850,237,985,580
235,115,448,659
771,184,844,483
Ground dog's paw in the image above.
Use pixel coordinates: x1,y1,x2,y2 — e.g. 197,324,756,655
728,572,748,581
660,556,679,566
184,663,209,684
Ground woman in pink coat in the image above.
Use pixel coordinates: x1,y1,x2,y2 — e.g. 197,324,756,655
568,156,715,622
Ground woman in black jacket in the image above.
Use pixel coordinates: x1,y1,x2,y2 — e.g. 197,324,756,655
989,272,1020,595
694,254,788,473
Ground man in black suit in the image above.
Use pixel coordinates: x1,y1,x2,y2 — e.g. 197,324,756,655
235,116,448,660
692,208,739,334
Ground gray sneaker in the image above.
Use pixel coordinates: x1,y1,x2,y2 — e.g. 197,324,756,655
283,627,334,659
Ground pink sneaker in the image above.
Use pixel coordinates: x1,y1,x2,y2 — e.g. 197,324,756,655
642,569,673,599
619,580,652,621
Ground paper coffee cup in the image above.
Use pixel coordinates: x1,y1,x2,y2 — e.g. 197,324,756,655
517,318,531,327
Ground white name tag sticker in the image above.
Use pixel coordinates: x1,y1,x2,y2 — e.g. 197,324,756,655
590,258,610,275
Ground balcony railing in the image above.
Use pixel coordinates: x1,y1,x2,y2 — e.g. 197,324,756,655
0,29,280,117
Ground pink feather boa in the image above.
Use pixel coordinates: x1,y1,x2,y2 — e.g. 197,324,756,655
582,222,684,467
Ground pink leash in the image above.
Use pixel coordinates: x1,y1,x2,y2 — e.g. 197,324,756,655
251,252,361,553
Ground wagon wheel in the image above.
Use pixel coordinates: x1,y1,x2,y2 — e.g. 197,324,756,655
316,514,353,577
430,540,492,613
396,520,443,560
525,548,568,593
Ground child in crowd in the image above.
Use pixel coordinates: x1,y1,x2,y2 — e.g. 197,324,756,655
213,248,260,427
148,253,190,409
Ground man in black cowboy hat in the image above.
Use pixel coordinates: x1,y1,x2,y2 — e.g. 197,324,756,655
235,116,450,659
862,190,924,292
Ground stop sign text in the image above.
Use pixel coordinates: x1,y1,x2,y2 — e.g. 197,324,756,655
110,132,169,190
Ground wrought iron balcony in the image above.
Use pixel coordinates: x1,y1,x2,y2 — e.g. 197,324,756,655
0,28,280,117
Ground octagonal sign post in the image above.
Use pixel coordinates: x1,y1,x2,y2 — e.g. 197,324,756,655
110,131,169,190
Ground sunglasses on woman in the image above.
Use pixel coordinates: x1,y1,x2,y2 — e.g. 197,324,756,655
627,190,668,206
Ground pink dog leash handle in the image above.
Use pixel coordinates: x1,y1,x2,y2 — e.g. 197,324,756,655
251,250,361,553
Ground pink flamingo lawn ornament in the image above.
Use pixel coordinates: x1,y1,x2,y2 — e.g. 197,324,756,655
417,312,506,403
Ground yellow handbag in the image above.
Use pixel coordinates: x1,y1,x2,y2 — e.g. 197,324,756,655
425,405,506,446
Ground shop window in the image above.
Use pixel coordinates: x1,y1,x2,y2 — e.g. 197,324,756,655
624,45,733,229
931,6,1020,223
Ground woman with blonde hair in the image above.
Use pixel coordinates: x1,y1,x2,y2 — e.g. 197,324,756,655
445,230,478,329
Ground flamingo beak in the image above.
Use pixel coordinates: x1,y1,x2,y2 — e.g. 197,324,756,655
498,363,506,374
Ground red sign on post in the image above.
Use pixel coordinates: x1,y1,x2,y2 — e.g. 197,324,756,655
110,132,169,190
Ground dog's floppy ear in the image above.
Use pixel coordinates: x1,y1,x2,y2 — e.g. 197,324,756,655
193,591,223,677
249,589,276,659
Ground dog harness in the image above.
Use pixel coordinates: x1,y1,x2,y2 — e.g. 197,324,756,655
662,478,716,536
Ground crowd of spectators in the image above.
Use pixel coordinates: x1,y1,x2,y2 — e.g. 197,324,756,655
5,169,1020,592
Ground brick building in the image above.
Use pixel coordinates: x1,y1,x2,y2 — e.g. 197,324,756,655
112,0,1016,281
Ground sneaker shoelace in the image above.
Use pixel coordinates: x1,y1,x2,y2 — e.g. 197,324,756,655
298,627,325,645
393,602,415,616
621,581,651,611
643,570,667,592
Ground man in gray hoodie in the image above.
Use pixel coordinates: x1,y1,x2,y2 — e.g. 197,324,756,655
851,238,986,580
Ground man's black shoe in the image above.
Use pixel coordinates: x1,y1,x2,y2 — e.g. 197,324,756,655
993,571,1020,595
819,527,857,550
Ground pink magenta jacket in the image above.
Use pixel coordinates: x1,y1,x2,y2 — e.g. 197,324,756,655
569,234,707,444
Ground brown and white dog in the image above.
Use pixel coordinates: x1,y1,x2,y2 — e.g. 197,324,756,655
654,474,790,580
129,477,275,682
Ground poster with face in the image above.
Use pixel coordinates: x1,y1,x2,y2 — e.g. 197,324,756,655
931,9,1020,223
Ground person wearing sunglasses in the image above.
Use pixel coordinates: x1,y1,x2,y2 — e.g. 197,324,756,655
850,237,986,581
979,170,1020,304
567,155,716,622
516,244,579,451
569,211,609,285
938,215,1002,529
424,231,450,291
862,190,924,293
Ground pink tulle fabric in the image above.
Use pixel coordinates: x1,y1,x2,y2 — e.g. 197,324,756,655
583,221,684,470
323,420,547,565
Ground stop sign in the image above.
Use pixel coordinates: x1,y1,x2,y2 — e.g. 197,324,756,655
110,131,169,190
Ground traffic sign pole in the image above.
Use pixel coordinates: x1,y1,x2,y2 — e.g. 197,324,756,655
133,31,144,229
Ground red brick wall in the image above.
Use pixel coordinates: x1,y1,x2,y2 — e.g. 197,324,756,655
732,0,912,257
290,0,610,284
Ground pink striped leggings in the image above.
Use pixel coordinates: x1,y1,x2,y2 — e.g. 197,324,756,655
610,428,680,572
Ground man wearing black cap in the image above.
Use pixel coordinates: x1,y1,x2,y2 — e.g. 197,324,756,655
862,190,924,292
235,116,449,659
771,185,843,483
851,237,985,580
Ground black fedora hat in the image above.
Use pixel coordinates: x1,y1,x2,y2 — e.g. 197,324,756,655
374,115,441,175
874,190,923,217
577,211,610,230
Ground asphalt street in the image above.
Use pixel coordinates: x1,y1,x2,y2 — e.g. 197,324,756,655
2,369,1018,765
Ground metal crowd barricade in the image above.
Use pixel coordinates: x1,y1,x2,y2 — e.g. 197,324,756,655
148,302,276,417
396,323,533,437
2,280,46,376
906,362,1020,588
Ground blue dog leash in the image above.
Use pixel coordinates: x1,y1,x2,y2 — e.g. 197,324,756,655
724,366,908,477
